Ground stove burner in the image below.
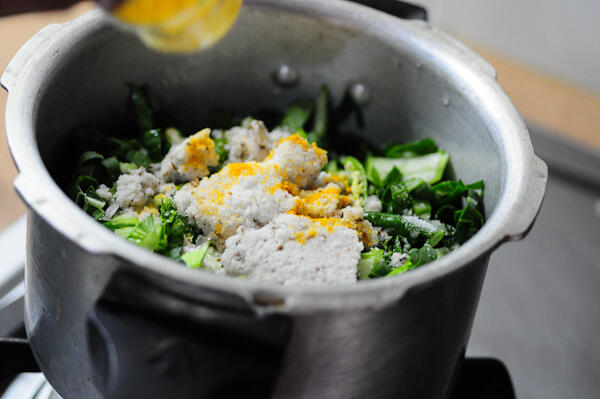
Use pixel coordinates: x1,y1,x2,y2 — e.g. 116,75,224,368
0,358,515,399
1,373,61,399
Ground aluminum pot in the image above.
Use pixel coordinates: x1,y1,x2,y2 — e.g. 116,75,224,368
2,1,547,398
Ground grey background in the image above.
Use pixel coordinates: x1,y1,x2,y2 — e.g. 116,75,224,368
468,124,600,399
419,0,600,94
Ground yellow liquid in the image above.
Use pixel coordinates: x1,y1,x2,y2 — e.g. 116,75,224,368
112,0,243,53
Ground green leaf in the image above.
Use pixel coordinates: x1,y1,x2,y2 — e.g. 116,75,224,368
165,127,184,145
432,180,484,207
386,244,440,277
369,151,450,184
364,212,404,229
74,175,106,220
159,197,178,224
309,85,331,146
454,197,484,244
368,261,392,278
390,183,412,213
342,156,368,204
75,175,100,193
412,200,432,218
212,133,229,164
108,137,137,160
386,260,414,276
364,212,445,243
279,101,313,133
403,177,425,192
427,230,445,247
126,216,161,250
129,85,154,132
357,248,385,279
157,197,194,258
143,129,164,162
435,204,458,224
79,151,104,165
365,157,383,187
324,160,339,173
115,227,135,238
77,151,105,180
181,240,211,268
407,243,439,267
101,156,121,182
296,128,308,140
119,162,138,174
383,138,438,158
104,215,139,230
130,148,151,167
382,166,403,187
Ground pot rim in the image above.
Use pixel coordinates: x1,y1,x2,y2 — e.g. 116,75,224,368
2,0,547,311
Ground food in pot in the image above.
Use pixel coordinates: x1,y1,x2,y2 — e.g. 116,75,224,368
69,86,485,284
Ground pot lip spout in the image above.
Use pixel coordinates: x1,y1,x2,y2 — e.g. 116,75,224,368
3,1,547,311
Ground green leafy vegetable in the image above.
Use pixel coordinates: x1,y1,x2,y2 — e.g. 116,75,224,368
324,159,339,173
454,197,484,244
181,240,212,268
202,247,223,271
308,85,331,146
119,162,138,174
104,214,138,230
365,157,383,187
68,85,485,283
129,85,154,132
342,156,368,205
407,243,439,267
357,248,385,279
279,101,313,133
74,176,106,220
390,183,412,213
143,129,165,162
384,138,438,158
101,156,121,182
383,166,403,187
79,151,104,165
165,127,184,145
369,151,450,184
386,261,414,276
386,244,438,277
212,133,229,164
412,200,432,219
127,216,162,250
364,212,445,244
158,197,193,259
130,147,152,168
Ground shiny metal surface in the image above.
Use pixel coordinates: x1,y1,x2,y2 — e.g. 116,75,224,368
0,373,61,399
2,1,547,398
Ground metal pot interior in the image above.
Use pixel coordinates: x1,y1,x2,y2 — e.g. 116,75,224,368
34,5,504,219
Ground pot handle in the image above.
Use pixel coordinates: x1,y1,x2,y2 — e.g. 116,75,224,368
501,155,548,242
348,0,428,21
1,23,64,92
87,271,292,399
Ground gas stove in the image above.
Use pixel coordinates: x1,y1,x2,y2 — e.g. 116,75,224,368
0,124,598,399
